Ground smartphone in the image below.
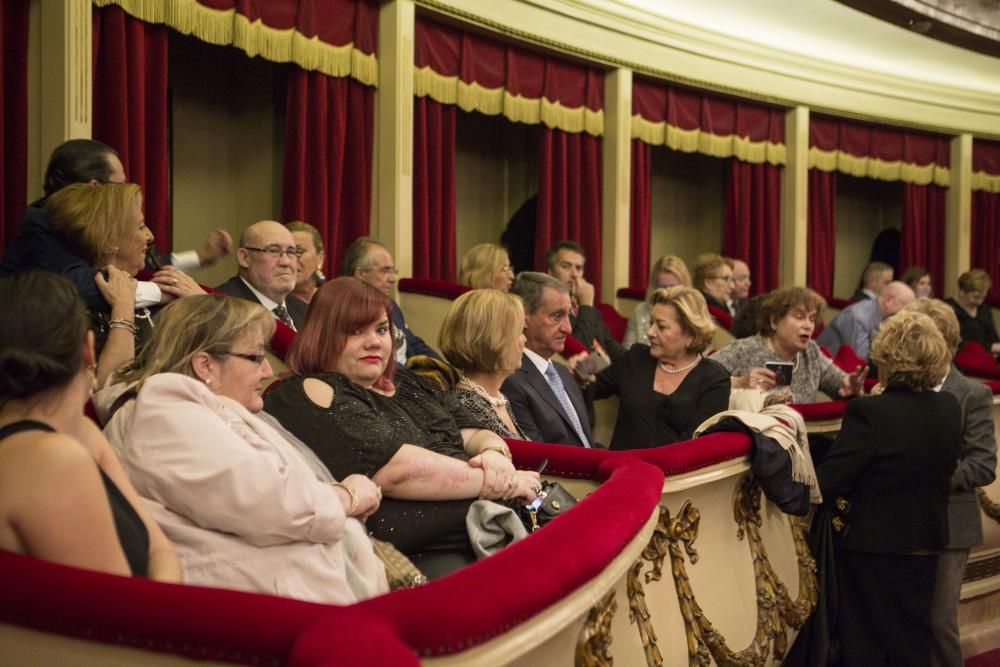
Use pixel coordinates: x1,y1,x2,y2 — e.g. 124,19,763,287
765,361,794,386
576,352,610,377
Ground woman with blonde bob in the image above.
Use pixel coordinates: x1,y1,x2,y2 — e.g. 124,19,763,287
286,220,325,305
591,286,730,449
44,182,204,386
458,243,514,291
818,310,961,666
438,289,527,438
623,254,692,348
99,294,387,604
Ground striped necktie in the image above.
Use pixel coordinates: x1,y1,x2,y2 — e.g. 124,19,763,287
543,362,590,447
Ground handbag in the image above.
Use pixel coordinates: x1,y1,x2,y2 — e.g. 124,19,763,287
510,480,577,533
370,538,428,590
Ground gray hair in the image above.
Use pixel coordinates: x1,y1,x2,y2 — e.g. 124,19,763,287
512,271,568,314
340,237,386,276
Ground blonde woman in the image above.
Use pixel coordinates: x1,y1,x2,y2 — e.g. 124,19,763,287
623,254,692,348
592,286,730,449
458,243,514,291
45,182,204,386
100,294,387,603
818,310,961,666
287,221,325,305
439,289,527,439
692,252,734,315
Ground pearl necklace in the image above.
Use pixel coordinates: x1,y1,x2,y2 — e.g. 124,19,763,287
459,374,506,408
658,355,701,375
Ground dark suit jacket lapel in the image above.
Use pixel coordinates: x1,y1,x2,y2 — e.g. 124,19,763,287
520,357,577,432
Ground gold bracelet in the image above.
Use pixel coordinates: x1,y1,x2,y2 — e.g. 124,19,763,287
481,445,512,460
331,482,359,516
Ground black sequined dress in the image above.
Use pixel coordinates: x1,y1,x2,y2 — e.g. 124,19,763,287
265,367,478,557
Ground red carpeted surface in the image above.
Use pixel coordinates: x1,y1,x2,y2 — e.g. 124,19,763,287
966,649,1000,666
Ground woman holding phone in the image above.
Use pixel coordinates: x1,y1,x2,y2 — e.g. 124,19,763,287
712,287,866,404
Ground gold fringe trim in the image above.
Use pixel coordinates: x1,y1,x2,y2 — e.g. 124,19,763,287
414,65,603,136
972,171,1000,194
808,146,950,187
631,114,785,165
93,0,378,86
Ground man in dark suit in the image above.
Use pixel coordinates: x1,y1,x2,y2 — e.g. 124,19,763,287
340,237,439,362
1,139,230,311
501,272,592,447
545,240,625,363
907,300,998,667
217,221,307,330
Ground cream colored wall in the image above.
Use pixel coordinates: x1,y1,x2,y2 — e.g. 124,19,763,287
832,175,903,298
648,148,726,273
168,34,285,288
454,111,538,275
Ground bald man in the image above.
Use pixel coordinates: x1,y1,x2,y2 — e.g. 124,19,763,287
217,221,306,330
818,281,915,359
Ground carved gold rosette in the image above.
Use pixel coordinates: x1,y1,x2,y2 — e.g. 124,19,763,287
575,589,617,667
628,475,817,667
978,488,1000,523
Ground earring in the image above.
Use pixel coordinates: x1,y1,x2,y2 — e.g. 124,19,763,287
204,377,212,387
315,268,326,283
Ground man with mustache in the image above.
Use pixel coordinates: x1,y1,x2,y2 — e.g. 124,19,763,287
217,221,306,330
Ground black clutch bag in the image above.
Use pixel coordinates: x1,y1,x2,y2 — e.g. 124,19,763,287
515,480,577,532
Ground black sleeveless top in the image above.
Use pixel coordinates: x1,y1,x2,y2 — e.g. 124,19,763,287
0,420,149,576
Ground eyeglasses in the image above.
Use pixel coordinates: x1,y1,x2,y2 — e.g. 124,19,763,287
363,266,400,277
218,351,268,365
243,245,303,259
710,275,735,283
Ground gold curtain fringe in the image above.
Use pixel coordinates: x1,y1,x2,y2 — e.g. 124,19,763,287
93,0,377,86
414,65,603,136
631,115,786,165
808,147,950,187
972,171,1000,194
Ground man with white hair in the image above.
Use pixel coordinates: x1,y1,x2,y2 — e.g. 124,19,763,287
818,281,915,359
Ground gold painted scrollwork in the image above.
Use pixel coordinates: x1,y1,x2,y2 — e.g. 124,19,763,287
978,488,1000,523
627,554,664,667
651,476,817,667
575,589,617,667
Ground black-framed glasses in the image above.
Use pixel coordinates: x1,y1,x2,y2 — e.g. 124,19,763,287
243,245,303,259
218,351,268,365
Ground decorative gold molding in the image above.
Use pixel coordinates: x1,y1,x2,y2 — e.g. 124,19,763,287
648,477,817,666
627,555,663,667
978,488,1000,523
575,589,617,667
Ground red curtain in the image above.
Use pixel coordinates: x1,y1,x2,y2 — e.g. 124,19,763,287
725,161,781,294
412,98,456,280
537,128,603,297
0,0,29,254
973,140,1000,305
92,6,170,254
282,70,374,278
807,169,837,298
810,115,950,168
413,18,604,282
629,139,651,289
972,191,1000,305
900,183,947,297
